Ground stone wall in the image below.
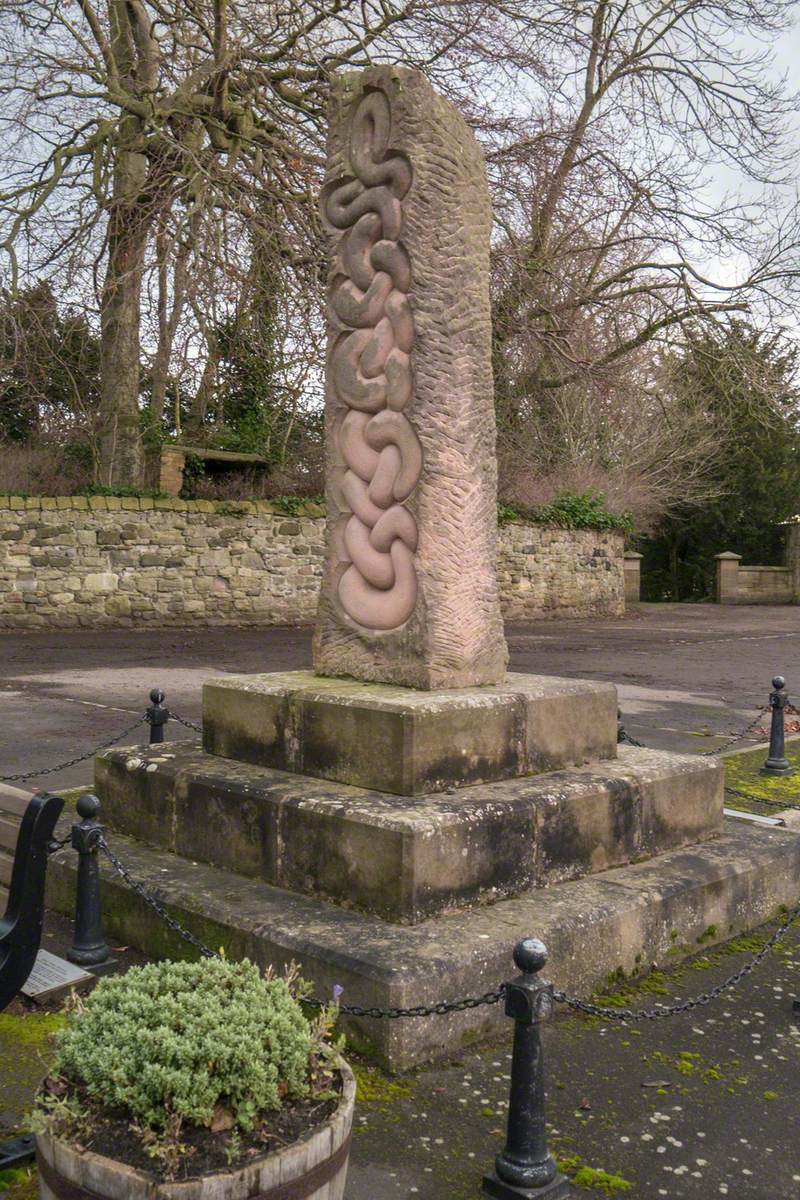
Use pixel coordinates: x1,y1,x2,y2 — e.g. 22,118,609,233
0,496,624,628
498,523,624,621
715,545,798,605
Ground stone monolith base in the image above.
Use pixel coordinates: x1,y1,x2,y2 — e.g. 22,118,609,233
313,66,507,688
48,815,800,1069
95,741,722,924
201,671,617,796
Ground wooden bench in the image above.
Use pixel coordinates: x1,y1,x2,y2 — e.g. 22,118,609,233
0,787,64,1010
0,785,30,891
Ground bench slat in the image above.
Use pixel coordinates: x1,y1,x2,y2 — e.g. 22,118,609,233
0,787,31,819
0,817,19,854
0,852,13,888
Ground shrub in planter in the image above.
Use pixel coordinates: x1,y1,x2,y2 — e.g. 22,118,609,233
33,958,355,1198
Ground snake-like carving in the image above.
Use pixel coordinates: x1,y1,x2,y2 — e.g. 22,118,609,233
322,88,422,632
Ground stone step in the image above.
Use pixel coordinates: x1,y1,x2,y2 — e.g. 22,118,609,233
95,742,722,924
201,670,619,795
46,816,800,1070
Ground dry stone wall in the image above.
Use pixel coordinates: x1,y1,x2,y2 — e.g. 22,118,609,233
0,496,624,628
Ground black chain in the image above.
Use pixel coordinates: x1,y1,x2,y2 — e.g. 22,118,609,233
169,711,201,733
553,892,800,1022
699,707,769,756
311,988,506,1019
619,729,646,748
96,835,505,1018
618,706,768,756
0,715,148,783
725,785,800,813
98,836,219,959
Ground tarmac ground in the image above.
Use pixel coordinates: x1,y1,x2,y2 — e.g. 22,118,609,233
2,603,798,792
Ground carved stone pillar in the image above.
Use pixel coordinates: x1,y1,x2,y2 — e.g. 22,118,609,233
313,67,507,689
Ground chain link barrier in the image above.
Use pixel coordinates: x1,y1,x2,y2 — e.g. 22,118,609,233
168,711,202,734
619,706,769,755
0,715,148,784
698,706,770,756
95,831,798,1024
96,835,503,1019
553,891,800,1022
725,785,800,813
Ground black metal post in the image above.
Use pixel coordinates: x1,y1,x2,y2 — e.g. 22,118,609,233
67,794,111,968
146,687,168,744
483,940,570,1199
761,676,792,776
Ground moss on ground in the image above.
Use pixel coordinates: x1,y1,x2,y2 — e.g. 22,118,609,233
351,1061,413,1108
723,735,800,813
556,1154,633,1193
0,1166,38,1197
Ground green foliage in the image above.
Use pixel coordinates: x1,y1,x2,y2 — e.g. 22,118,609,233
270,494,322,516
498,492,633,533
83,484,165,499
48,959,314,1134
642,319,800,600
0,283,101,442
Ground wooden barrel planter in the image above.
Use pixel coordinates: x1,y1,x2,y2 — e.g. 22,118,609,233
36,1059,355,1200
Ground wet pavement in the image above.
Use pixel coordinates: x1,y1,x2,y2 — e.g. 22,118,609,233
346,917,800,1199
4,911,798,1198
2,604,798,792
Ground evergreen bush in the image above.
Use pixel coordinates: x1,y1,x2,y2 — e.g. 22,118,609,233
50,959,315,1133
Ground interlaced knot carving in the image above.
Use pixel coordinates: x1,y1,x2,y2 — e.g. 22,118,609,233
323,88,422,632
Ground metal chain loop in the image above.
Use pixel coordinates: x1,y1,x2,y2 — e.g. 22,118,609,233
98,836,218,959
725,785,800,813
96,835,505,1018
0,715,148,783
553,891,800,1022
699,707,769,756
619,729,646,748
169,711,202,733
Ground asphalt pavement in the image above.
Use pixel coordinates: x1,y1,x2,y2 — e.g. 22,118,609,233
1,603,797,791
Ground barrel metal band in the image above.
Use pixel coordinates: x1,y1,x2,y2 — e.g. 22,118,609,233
37,1131,352,1200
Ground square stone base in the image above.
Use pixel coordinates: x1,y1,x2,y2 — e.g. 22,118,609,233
95,742,722,923
202,671,618,796
47,816,800,1070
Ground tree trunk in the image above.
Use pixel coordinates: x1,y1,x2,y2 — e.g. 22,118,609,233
97,147,150,487
669,537,681,601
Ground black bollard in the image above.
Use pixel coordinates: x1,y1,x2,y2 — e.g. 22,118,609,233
482,939,570,1199
146,687,169,744
67,794,112,968
761,676,792,776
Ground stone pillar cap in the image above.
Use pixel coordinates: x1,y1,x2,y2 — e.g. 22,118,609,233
714,551,742,560
623,551,643,559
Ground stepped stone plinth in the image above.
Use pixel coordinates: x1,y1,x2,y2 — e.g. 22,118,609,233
201,671,617,796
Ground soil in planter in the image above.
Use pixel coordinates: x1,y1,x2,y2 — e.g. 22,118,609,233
56,1080,341,1182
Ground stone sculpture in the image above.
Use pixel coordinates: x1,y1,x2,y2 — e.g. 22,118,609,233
323,88,422,631
313,67,508,688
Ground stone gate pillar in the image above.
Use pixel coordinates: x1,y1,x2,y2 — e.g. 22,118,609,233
312,67,508,689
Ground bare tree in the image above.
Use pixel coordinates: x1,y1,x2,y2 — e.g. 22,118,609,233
0,0,515,482
2,0,799,510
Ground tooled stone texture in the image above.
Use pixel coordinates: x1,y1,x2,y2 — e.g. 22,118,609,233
313,67,508,689
0,497,623,628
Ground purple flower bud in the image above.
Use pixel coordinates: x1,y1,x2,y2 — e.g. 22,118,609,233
332,984,344,1003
